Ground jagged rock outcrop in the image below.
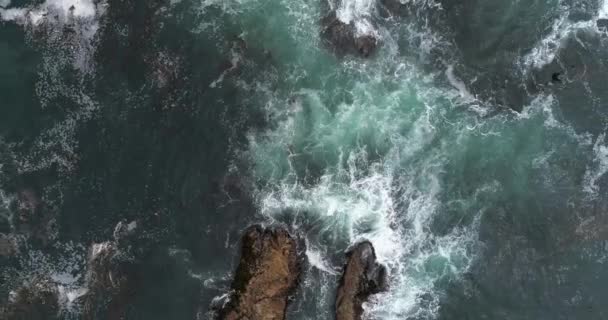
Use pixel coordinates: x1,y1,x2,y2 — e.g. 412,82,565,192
79,242,135,320
14,188,57,246
214,225,304,320
335,241,388,320
321,11,379,58
0,277,59,320
78,220,140,320
598,19,608,31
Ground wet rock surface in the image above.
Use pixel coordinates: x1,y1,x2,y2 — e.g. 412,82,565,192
598,18,608,31
79,242,136,320
13,188,57,247
321,12,379,58
335,241,388,320
77,220,142,320
0,277,60,320
214,225,304,320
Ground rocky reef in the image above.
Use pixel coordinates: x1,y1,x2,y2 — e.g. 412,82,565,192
0,277,59,320
78,220,140,320
598,19,608,31
213,225,304,320
211,226,390,320
335,241,388,320
2,218,391,320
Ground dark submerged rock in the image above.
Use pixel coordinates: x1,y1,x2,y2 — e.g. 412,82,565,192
335,241,388,320
321,12,379,58
551,72,563,83
598,18,608,31
80,242,136,320
78,221,141,320
0,277,59,320
214,225,304,320
0,233,16,257
14,188,56,247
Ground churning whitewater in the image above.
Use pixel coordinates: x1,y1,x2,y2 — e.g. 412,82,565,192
2,0,608,319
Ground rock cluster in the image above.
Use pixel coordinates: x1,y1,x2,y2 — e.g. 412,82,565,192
2,221,389,320
214,225,304,320
78,221,140,320
335,241,388,320
213,225,388,320
0,277,60,320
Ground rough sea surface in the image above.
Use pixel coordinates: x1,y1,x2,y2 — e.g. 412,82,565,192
2,0,608,319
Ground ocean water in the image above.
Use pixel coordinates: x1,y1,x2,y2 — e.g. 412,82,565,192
2,0,608,319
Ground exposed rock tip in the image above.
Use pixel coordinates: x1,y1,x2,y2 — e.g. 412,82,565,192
321,12,379,58
214,224,304,320
78,221,140,320
336,241,388,320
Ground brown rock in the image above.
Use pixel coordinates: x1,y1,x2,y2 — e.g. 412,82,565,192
215,225,304,320
335,241,388,320
0,277,59,320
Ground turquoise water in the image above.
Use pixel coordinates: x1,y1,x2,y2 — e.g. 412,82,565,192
2,0,608,319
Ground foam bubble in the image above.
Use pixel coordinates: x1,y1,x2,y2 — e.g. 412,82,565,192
0,7,25,21
336,0,379,37
0,0,103,25
519,0,608,71
520,15,592,70
445,65,475,102
44,0,97,18
305,244,339,275
583,133,608,196
336,0,375,24
600,0,608,20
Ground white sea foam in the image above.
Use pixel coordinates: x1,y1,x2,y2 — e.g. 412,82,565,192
245,52,485,317
520,0,608,71
0,0,103,25
336,0,375,24
583,133,608,196
600,0,608,20
521,14,592,70
0,0,107,175
44,0,97,18
445,65,475,102
0,188,15,229
305,244,339,275
336,0,379,37
0,241,88,313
